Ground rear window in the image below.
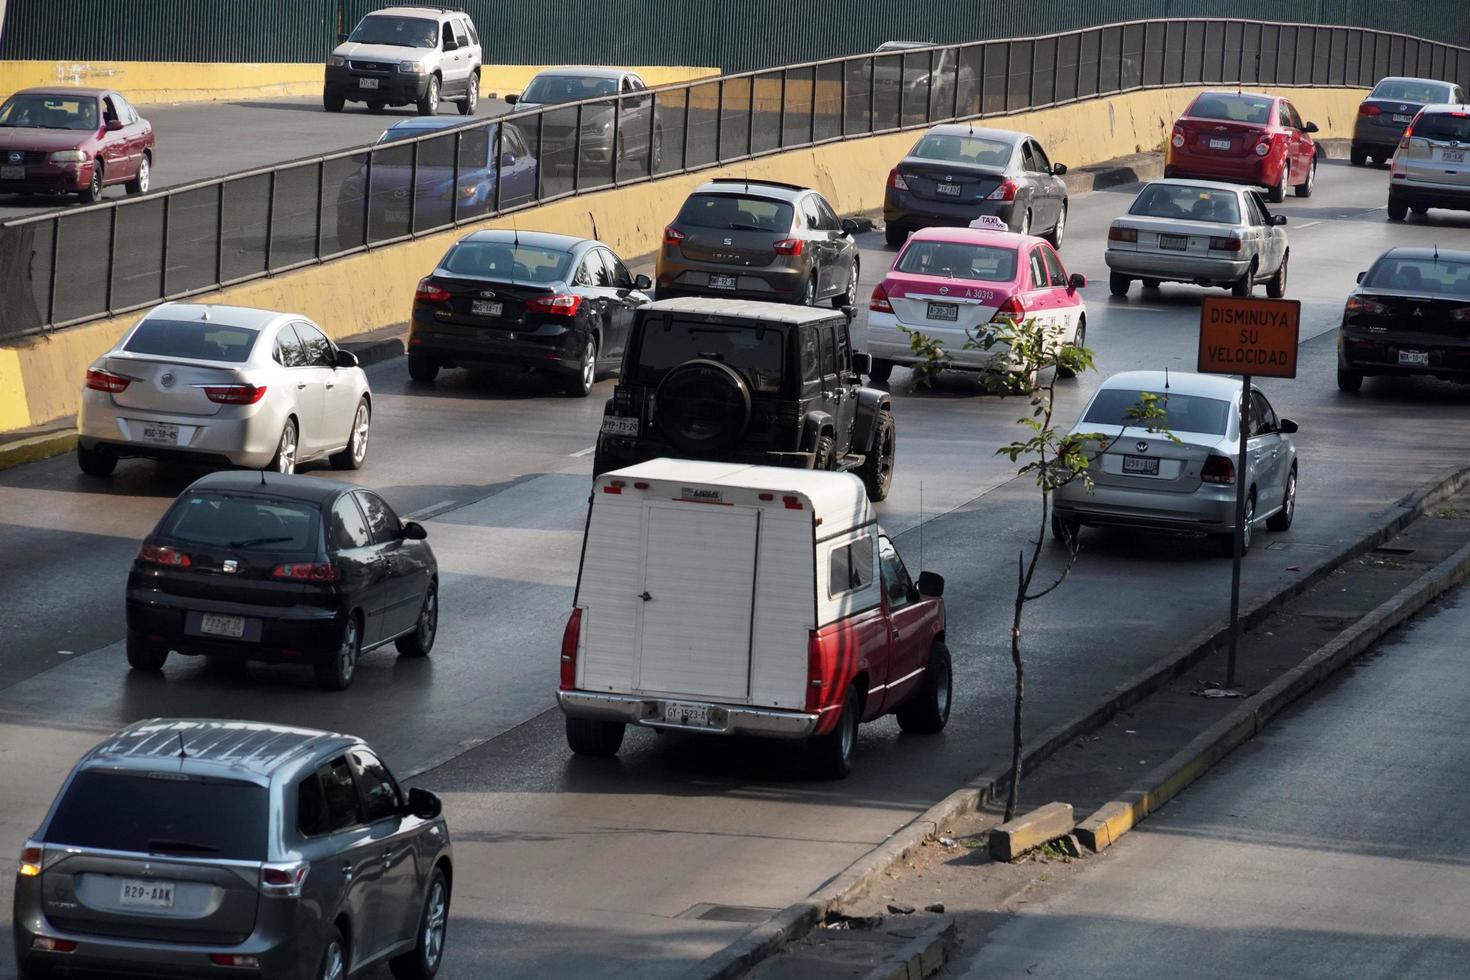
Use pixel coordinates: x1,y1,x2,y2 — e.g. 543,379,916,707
636,316,784,394
1129,184,1241,224
440,242,571,283
161,492,320,552
124,319,259,363
46,770,268,860
909,134,1012,167
1187,94,1273,125
1413,112,1470,143
896,240,1017,281
1084,389,1231,436
1363,256,1470,293
1371,80,1453,103
675,194,794,233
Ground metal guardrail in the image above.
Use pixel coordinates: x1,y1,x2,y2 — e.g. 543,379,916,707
2,17,1468,340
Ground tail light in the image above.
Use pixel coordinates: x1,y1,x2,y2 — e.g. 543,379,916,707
773,238,804,256
560,608,582,689
1108,226,1137,243
85,368,130,393
1359,103,1382,117
527,294,582,316
414,278,451,303
1201,454,1235,485
210,954,262,968
30,938,76,953
1170,127,1185,148
260,863,308,898
887,168,910,191
805,630,826,712
991,295,1026,321
18,844,42,877
985,179,1018,201
663,225,687,246
1450,307,1470,322
1346,296,1390,316
201,384,267,405
869,283,893,313
272,562,340,582
1208,236,1242,252
1254,140,1271,157
138,544,191,568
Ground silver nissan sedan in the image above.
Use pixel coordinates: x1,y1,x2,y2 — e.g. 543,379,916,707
1051,371,1298,556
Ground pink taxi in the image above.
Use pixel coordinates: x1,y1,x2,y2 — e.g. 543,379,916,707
866,221,1087,383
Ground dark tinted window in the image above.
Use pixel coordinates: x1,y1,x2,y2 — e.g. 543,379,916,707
1084,389,1231,435
675,194,794,233
292,323,334,368
319,756,363,831
1414,112,1470,142
909,133,1011,167
1129,184,1241,224
124,319,259,363
800,326,820,385
0,93,98,131
1041,247,1068,287
297,773,329,837
822,327,839,377
600,248,632,289
829,534,875,597
1029,141,1052,172
1188,93,1273,125
440,242,571,283
348,15,437,48
46,771,267,860
636,317,785,394
878,535,913,610
329,494,373,550
350,750,402,822
1363,256,1470,293
161,493,319,552
274,330,304,367
356,491,402,546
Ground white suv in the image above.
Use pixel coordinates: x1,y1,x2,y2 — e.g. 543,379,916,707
324,6,482,116
1388,103,1470,220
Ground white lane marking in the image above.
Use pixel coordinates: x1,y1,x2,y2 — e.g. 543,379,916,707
1294,220,1323,229
570,446,596,457
406,499,457,521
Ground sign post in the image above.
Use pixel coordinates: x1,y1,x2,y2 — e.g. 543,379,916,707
1197,295,1300,688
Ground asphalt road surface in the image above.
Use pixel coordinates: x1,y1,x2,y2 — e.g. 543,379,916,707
2,159,1469,978
948,584,1470,980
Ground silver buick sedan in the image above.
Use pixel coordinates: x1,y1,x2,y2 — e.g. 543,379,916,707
1051,371,1298,556
77,303,372,477
1105,179,1289,298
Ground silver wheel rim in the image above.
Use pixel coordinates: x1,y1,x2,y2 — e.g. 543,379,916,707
277,425,296,474
878,422,895,486
424,879,448,966
651,130,663,170
428,78,439,111
1020,209,1031,235
804,277,816,306
351,403,370,464
1243,497,1255,550
90,166,101,197
1307,159,1315,191
467,76,478,110
322,940,344,980
420,586,438,648
845,264,858,306
1054,207,1065,243
1284,472,1296,521
582,341,596,390
339,620,358,683
137,158,149,192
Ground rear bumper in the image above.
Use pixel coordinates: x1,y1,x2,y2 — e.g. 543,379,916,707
77,393,283,469
1053,481,1238,533
1388,180,1470,211
1105,247,1250,283
882,190,1018,232
1163,150,1279,188
865,311,1009,371
408,309,586,373
126,586,346,659
1339,329,1470,379
558,689,819,738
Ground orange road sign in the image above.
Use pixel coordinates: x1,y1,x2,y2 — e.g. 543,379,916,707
1197,296,1300,379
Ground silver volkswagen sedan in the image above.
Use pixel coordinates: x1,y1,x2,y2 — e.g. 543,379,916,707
1105,179,1289,298
1051,371,1298,556
77,303,372,477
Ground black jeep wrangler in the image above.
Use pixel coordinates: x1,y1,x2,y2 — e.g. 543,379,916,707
593,297,897,500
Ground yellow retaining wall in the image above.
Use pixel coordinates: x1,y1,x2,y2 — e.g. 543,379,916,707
0,85,1367,432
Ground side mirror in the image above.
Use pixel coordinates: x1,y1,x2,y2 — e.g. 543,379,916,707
504,93,519,106
335,348,360,369
633,273,652,290
1303,121,1319,134
442,38,458,51
917,570,945,598
840,217,860,236
105,119,123,132
1052,162,1068,176
1355,271,1366,283
1278,418,1299,434
499,152,516,167
337,32,349,43
1272,214,1288,226
851,351,873,375
401,521,429,541
406,787,442,820
1068,272,1087,291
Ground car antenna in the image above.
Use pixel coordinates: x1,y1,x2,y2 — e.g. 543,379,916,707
1164,367,1170,390
258,465,267,487
176,731,188,760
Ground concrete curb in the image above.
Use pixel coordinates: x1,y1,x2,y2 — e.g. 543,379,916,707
341,335,406,369
1061,138,1350,195
0,428,77,472
860,917,956,980
691,462,1470,980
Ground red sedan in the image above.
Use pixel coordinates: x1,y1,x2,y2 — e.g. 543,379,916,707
1164,90,1319,203
0,87,155,203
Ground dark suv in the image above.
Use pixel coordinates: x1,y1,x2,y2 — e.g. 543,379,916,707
592,297,897,500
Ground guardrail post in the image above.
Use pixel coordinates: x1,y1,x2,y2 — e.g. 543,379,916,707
490,124,501,213
776,70,786,149
408,140,419,234
680,90,690,171
46,216,59,326
868,56,876,133
314,161,325,259
840,60,848,137
362,150,374,247
453,131,462,222
160,195,170,300
215,183,225,284
534,110,545,202
647,91,658,177
927,48,936,122
611,96,621,185
264,171,277,271
715,80,724,160
573,103,583,191
747,75,756,155
808,67,817,141
105,207,117,315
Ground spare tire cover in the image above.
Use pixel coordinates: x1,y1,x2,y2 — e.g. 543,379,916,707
653,358,753,456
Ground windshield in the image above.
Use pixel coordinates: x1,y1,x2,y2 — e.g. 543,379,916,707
1130,184,1241,224
348,15,437,48
1413,112,1470,143
521,74,619,104
1084,389,1231,436
1363,256,1470,293
124,319,259,363
637,317,784,394
1371,80,1453,103
46,770,268,860
675,194,793,233
0,94,98,131
896,240,1017,281
909,133,1012,167
161,492,321,552
1187,94,1273,125
440,242,571,283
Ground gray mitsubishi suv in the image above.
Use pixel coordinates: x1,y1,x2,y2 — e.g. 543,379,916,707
13,719,452,980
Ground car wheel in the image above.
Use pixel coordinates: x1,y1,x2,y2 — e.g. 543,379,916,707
1109,272,1130,297
895,642,952,735
1370,154,1385,166
76,443,117,476
565,716,625,756
324,88,346,113
390,868,450,980
1050,511,1081,546
1386,199,1409,221
79,160,103,203
1231,263,1255,298
565,336,597,397
268,419,298,475
809,685,859,780
330,398,371,470
1056,319,1084,379
1219,490,1257,557
833,259,859,309
395,581,438,658
1350,145,1366,166
458,73,478,116
1266,251,1288,299
649,126,664,171
1337,366,1364,392
884,224,906,247
868,358,894,383
318,927,347,980
125,153,150,196
801,274,817,306
1266,465,1296,532
417,75,441,115
1294,157,1315,198
125,629,167,671
1017,207,1032,236
1267,164,1288,204
408,354,440,384
1046,203,1067,248
813,433,836,470
856,411,896,502
314,615,361,691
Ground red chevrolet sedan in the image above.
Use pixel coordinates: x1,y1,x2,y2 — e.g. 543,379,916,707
0,87,154,203
1164,91,1319,203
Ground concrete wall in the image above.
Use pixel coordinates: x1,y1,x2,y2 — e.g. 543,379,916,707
0,84,1369,433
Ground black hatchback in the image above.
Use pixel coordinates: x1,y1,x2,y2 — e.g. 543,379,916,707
125,472,439,690
1337,246,1470,392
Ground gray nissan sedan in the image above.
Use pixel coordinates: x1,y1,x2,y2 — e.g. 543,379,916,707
14,719,452,980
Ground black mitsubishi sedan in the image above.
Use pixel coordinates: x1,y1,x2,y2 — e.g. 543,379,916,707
1337,246,1470,392
125,472,438,690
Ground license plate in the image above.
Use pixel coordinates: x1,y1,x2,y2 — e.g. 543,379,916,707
1399,349,1430,366
934,181,963,197
141,422,179,445
0,165,23,180
663,701,709,726
1208,138,1232,150
599,415,639,438
120,879,175,908
1122,455,1160,476
1393,113,1414,123
926,301,958,321
471,300,503,317
1158,234,1189,251
708,274,737,289
1442,149,1465,163
200,613,245,638
359,78,380,89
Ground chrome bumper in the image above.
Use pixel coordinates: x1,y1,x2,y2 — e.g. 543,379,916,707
557,689,819,738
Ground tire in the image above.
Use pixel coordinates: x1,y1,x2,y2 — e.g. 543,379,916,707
268,419,298,475
79,160,103,203
1370,154,1385,166
125,629,167,671
1218,490,1257,557
457,73,478,116
1109,272,1130,297
1387,199,1409,221
856,412,896,502
1350,145,1367,166
330,398,371,470
1337,366,1363,392
76,443,117,476
1266,465,1296,532
868,358,894,383
324,88,346,113
566,716,625,757
1017,207,1033,236
895,643,952,735
395,580,438,658
1267,164,1287,204
813,434,835,471
832,259,859,309
314,615,361,691
1231,263,1255,298
417,75,441,115
1266,252,1288,299
390,868,450,980
809,686,859,780
317,926,347,980
801,274,817,307
408,353,440,384
565,335,597,397
1050,511,1080,546
1141,278,1161,290
884,224,906,247
1056,318,1084,379
1294,157,1315,198
649,126,664,171
1046,203,1067,248
125,153,150,196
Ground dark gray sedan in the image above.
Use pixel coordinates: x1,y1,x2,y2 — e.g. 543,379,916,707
1352,76,1466,166
883,124,1069,247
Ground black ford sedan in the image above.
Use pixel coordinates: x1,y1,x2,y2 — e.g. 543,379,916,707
125,472,438,690
408,229,651,396
1338,246,1470,392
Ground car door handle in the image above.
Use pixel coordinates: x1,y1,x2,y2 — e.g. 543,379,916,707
325,381,335,389
341,862,353,879
297,382,307,390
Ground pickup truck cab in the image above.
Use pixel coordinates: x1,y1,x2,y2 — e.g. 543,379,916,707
558,459,950,778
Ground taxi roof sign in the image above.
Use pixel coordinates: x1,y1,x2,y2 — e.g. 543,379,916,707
1197,296,1300,379
968,214,1011,232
